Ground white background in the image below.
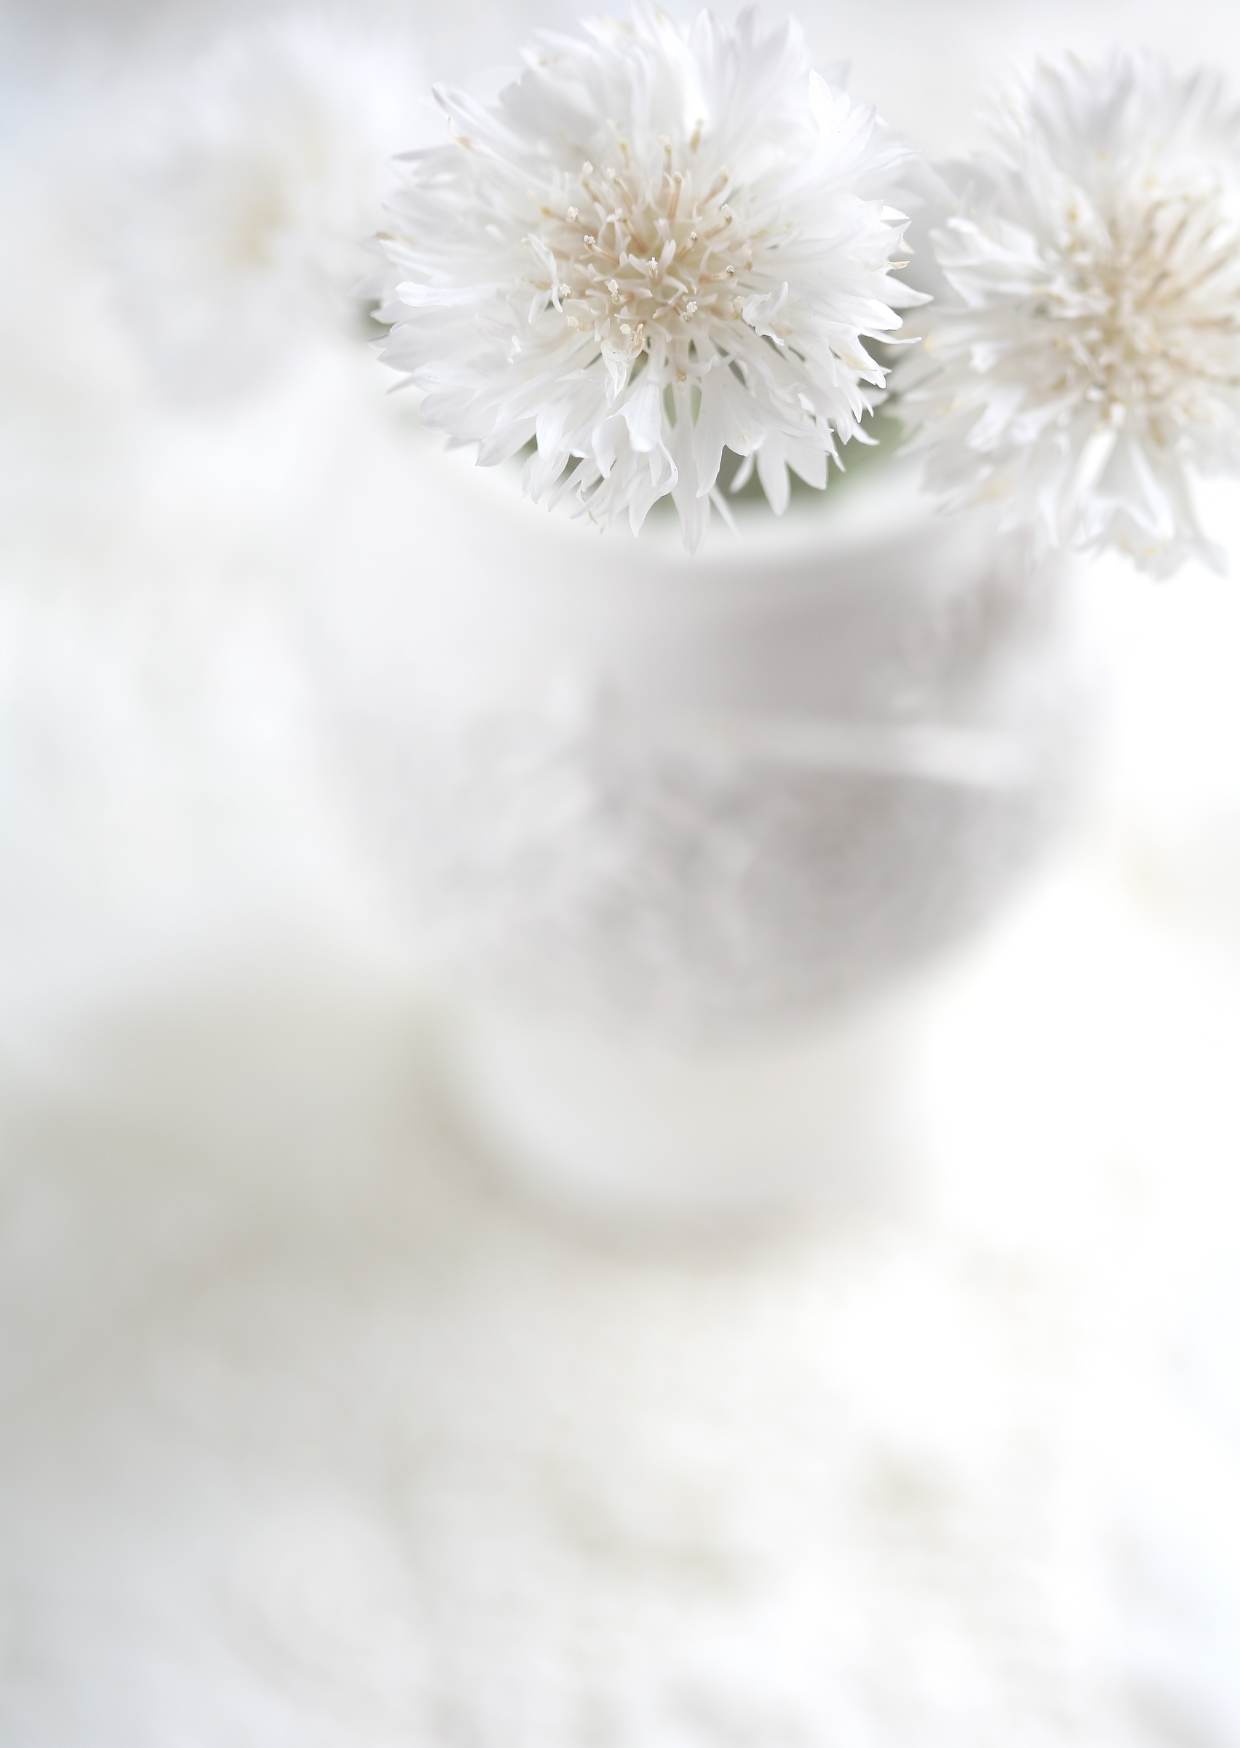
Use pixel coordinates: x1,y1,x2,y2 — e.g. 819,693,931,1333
2,5,1240,1743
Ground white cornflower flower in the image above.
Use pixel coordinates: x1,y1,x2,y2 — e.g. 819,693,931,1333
899,53,1240,577
375,5,922,550
111,16,426,403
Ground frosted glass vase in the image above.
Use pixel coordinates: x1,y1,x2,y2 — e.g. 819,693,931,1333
313,448,1089,1227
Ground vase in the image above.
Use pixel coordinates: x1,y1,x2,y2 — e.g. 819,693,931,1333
311,439,1089,1229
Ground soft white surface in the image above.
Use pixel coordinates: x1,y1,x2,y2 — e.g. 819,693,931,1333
3,4,1240,1742
3,865,1240,1745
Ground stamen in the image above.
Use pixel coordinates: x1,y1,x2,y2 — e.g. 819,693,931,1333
517,141,763,355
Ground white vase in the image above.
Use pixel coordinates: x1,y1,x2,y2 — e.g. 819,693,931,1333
312,444,1090,1227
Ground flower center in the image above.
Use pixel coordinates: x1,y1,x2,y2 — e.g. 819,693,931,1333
1049,184,1240,429
525,134,764,362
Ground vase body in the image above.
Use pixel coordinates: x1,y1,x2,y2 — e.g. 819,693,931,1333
313,448,1089,1224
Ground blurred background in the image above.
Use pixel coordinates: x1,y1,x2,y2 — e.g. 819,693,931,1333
2,2,1240,1743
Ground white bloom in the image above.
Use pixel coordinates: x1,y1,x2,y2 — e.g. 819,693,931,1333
111,16,426,402
899,53,1240,577
375,5,921,550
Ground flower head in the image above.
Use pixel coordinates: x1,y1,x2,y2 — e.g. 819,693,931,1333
899,53,1240,576
112,16,426,403
375,5,922,549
